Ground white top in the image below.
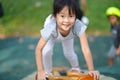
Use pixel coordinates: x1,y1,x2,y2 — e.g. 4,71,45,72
40,14,87,41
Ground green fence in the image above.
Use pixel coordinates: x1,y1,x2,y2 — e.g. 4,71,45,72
0,36,120,80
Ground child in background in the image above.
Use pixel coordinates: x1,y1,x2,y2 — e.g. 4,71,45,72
106,7,120,66
35,0,99,80
76,0,89,25
0,2,4,18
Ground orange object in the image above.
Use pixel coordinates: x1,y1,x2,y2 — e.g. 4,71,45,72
35,74,95,80
67,71,94,80
35,68,98,80
49,76,70,80
77,74,94,80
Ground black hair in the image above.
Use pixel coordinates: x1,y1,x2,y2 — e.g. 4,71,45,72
53,0,80,19
0,2,4,18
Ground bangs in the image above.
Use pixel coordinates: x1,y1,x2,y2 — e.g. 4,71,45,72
53,0,77,17
68,4,76,16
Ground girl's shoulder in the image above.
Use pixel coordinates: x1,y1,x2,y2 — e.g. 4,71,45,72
40,14,57,41
73,19,87,37
44,14,56,28
74,19,87,30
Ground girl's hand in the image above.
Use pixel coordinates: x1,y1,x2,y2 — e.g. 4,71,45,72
37,71,46,80
88,70,100,80
37,71,53,80
116,48,120,56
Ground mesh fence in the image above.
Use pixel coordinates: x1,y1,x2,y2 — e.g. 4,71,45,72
0,36,120,80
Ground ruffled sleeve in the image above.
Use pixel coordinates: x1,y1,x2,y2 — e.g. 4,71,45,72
73,19,87,37
40,15,56,41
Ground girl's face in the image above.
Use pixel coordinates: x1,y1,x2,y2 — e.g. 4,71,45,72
108,15,119,26
55,6,76,33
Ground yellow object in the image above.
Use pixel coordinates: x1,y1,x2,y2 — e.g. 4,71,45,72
49,76,70,80
106,7,120,17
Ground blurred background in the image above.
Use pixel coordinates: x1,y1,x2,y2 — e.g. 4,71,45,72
0,0,120,80
0,0,120,37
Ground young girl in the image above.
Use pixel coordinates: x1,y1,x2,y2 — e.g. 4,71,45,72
35,0,99,80
106,7,120,66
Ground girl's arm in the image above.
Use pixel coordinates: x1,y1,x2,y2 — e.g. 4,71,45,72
116,30,120,55
35,37,47,80
79,32,94,71
79,32,100,80
116,45,120,55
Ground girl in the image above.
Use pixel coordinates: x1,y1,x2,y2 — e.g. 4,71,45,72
35,0,99,80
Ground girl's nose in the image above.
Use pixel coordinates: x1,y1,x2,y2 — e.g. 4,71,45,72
64,17,69,22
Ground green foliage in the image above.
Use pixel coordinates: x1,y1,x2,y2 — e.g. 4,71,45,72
86,0,120,35
0,0,53,36
0,0,120,36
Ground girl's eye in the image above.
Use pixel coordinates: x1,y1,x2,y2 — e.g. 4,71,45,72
60,15,64,18
70,15,75,18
